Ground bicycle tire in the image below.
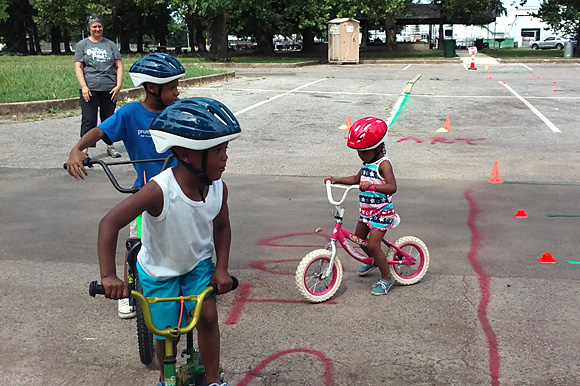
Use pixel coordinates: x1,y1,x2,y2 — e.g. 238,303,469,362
386,236,430,285
295,249,343,303
193,349,205,386
135,269,155,365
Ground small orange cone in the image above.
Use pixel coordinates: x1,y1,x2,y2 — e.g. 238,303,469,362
514,209,528,218
538,252,556,264
346,116,352,130
444,116,452,131
488,160,504,184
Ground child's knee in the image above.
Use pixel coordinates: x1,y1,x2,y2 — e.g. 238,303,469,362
196,301,218,331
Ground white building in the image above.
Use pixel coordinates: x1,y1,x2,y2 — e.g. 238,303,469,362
397,0,563,48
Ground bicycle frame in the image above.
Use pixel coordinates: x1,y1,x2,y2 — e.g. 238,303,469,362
323,182,417,279
89,281,225,386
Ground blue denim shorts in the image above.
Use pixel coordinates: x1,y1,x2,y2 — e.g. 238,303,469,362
136,258,216,339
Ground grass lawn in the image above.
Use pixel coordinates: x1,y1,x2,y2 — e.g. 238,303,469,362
0,54,222,103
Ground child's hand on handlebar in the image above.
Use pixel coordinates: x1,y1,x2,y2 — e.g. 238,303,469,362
101,275,129,299
66,149,89,180
211,269,233,294
324,176,335,184
359,181,373,191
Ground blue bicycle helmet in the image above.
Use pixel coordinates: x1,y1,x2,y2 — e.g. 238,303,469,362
149,97,241,153
129,53,185,87
150,98,241,201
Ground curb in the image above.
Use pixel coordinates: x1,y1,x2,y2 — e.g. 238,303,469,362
360,59,460,64
190,60,323,69
496,58,580,63
0,71,235,116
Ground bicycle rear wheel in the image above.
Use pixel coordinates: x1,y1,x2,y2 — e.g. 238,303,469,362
387,236,429,285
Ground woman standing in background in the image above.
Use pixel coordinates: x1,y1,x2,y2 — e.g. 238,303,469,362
74,14,123,158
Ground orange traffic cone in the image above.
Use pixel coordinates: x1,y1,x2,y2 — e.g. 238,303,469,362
538,252,556,264
444,116,452,131
346,115,352,130
514,209,528,218
488,160,503,184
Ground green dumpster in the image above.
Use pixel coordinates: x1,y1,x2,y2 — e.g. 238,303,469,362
444,39,456,58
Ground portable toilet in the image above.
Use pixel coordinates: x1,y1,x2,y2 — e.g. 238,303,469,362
328,18,360,64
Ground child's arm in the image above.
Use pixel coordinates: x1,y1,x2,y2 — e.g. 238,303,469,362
361,160,397,194
325,170,362,185
98,182,163,299
211,182,233,294
66,127,107,180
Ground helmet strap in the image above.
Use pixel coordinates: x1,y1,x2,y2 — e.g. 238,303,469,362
171,149,212,203
155,84,164,105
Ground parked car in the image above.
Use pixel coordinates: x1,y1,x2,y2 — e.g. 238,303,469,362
531,36,568,50
572,34,578,49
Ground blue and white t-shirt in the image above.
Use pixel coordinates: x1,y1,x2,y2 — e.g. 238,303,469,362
98,102,176,187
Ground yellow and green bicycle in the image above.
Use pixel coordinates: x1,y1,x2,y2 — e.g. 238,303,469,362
89,277,238,386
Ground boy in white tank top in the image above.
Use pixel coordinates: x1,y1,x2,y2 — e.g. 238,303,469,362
96,98,241,386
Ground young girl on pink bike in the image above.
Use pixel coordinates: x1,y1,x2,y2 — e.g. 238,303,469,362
325,117,400,295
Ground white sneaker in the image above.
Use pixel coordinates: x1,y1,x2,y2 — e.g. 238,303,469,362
118,298,136,319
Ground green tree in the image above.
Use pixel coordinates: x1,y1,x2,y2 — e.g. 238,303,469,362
531,0,580,54
0,0,38,53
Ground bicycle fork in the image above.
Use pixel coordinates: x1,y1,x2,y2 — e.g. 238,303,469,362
320,239,339,279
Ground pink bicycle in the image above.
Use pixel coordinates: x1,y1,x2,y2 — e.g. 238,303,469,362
295,181,430,303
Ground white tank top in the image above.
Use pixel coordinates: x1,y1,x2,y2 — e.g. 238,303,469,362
137,168,223,280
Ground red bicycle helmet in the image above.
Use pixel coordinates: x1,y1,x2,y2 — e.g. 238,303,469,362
347,117,388,150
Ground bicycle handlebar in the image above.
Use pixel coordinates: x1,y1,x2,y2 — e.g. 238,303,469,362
325,180,359,206
63,155,174,194
89,276,239,338
88,276,239,297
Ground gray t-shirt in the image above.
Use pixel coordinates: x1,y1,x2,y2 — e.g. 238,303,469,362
74,38,121,91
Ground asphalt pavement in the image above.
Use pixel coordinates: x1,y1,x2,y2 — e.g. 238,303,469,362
1,58,580,385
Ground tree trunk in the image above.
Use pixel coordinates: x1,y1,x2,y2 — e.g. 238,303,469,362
30,22,40,54
254,19,274,55
193,17,207,52
384,15,396,51
208,8,228,61
63,27,71,54
301,27,314,52
51,26,61,54
438,23,444,50
575,22,580,56
360,19,368,49
120,35,131,54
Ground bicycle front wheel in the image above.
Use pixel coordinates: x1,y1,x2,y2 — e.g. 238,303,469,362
135,270,155,365
295,249,343,303
387,236,430,285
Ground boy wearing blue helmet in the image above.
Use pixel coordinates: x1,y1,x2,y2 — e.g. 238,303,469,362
97,98,240,386
66,53,184,319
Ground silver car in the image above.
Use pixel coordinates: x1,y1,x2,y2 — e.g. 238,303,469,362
531,36,568,50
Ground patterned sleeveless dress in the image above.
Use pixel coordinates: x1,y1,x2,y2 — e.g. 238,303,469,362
359,156,399,231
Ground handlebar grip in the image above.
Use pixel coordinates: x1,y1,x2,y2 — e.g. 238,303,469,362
89,280,105,297
210,276,239,293
63,157,94,170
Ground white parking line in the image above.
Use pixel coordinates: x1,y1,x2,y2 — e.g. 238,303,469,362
403,64,411,71
196,86,580,100
499,81,561,133
233,78,327,116
519,63,534,71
